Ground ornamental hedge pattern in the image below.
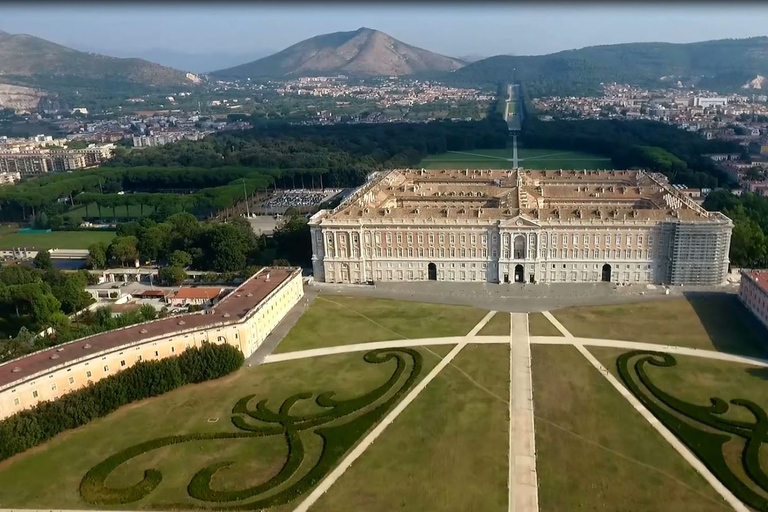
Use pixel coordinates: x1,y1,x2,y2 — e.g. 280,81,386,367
79,347,423,509
0,343,244,463
616,350,768,511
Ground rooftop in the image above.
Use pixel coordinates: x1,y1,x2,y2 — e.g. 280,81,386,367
313,169,724,225
0,267,297,389
746,270,768,296
173,287,224,300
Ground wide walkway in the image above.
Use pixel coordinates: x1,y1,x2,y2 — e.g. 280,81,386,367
509,313,538,512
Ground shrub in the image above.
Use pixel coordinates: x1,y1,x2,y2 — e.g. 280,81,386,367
0,343,244,462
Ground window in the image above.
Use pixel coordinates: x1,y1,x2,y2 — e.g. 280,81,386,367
636,250,642,259
439,234,445,243
471,235,476,244
386,234,392,243
68,376,75,385
396,234,402,244
482,235,487,244
593,249,599,259
417,234,423,244
627,235,633,246
86,371,92,378
551,234,557,245
154,351,159,357
606,235,611,245
649,235,654,245
562,235,568,246
386,248,392,257
408,247,413,257
51,383,57,391
460,235,466,243
440,248,445,257
13,397,20,406
616,235,622,246
120,360,126,367
573,234,578,245
375,232,381,243
429,234,434,244
407,234,412,243
32,390,38,398
638,235,644,245
625,249,631,259
103,365,109,372
450,234,455,243
594,235,600,245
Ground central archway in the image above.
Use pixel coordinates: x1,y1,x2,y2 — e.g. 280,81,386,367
428,262,437,281
601,263,612,282
514,264,524,283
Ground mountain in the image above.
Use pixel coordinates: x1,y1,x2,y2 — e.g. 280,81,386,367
76,46,278,74
211,27,465,78
452,37,768,96
456,54,486,63
0,29,198,89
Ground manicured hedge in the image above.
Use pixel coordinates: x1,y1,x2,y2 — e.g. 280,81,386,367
80,348,423,508
616,350,768,512
0,343,244,463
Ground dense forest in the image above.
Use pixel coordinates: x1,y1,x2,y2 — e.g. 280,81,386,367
704,191,768,269
107,118,510,185
521,118,741,188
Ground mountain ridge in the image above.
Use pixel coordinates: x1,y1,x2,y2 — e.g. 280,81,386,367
0,29,198,89
211,27,465,78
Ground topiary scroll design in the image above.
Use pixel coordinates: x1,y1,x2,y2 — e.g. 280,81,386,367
79,348,423,509
616,350,768,511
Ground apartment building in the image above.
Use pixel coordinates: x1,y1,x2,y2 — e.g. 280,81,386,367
0,267,303,420
309,169,733,286
0,144,114,176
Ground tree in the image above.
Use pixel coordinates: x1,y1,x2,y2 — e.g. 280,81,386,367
139,304,157,321
158,266,187,286
168,250,193,268
33,250,53,272
137,225,170,262
108,236,139,267
87,242,108,270
30,292,61,326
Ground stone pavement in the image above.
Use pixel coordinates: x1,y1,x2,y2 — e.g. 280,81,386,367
509,313,539,512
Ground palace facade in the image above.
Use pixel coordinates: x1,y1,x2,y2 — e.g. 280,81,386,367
309,169,732,286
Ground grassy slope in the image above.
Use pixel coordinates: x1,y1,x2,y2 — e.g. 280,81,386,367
312,344,509,512
0,350,439,509
532,345,727,512
553,295,768,357
0,230,116,250
275,295,489,353
419,148,611,170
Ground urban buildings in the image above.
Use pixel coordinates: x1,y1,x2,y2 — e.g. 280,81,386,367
0,267,304,419
309,168,733,286
739,269,768,331
0,144,115,176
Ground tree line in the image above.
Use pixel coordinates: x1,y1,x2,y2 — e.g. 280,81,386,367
704,190,768,268
521,118,742,188
0,343,244,462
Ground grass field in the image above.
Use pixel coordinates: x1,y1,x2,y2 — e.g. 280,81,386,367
67,203,156,221
528,312,563,337
0,230,116,250
313,344,509,512
419,148,612,170
532,345,727,512
552,294,768,357
275,295,489,353
0,349,440,510
590,346,768,495
477,311,509,335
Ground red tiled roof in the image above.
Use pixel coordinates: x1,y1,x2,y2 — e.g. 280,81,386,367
0,268,296,389
747,270,768,295
174,288,223,300
138,290,168,298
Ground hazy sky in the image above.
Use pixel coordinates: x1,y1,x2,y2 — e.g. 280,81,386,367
2,3,768,58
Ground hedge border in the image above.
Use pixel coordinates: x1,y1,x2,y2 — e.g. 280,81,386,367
616,350,768,511
79,348,423,509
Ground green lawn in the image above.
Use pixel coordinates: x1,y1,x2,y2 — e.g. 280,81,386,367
477,311,509,335
532,345,728,512
0,349,439,510
419,148,612,170
590,346,768,504
553,294,768,357
0,230,116,250
528,312,563,337
67,203,155,221
313,344,509,512
275,295,489,353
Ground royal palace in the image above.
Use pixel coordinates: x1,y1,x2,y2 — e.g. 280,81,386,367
309,168,733,286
